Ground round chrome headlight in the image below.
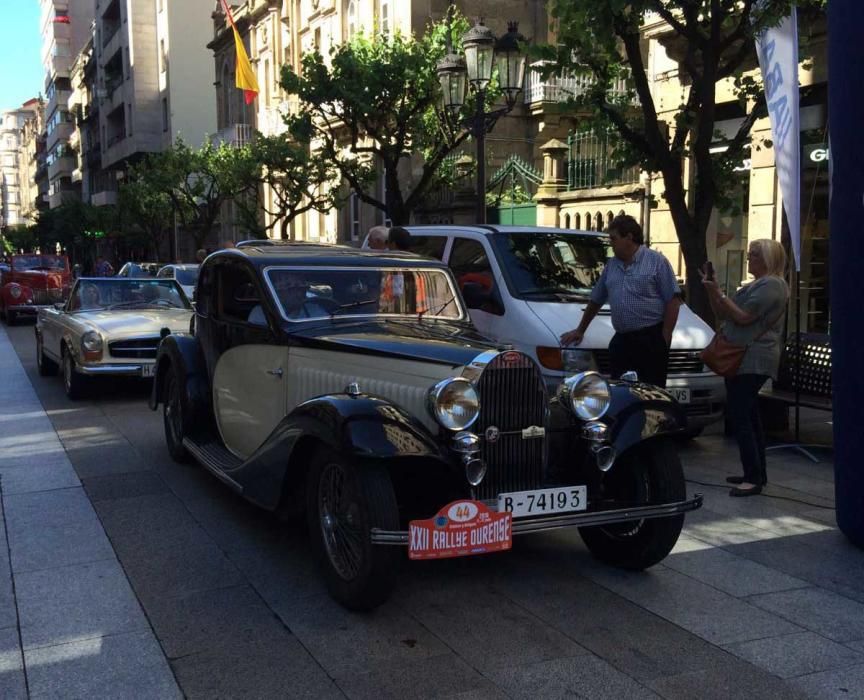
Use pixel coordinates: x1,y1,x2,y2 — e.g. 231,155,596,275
428,377,480,431
81,330,103,353
9,285,22,300
558,371,611,421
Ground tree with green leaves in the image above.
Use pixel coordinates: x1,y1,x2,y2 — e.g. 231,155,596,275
233,132,340,241
120,166,174,259
281,17,475,227
539,0,825,318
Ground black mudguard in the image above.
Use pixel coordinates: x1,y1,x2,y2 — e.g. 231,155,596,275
604,383,687,455
233,394,455,511
148,334,210,433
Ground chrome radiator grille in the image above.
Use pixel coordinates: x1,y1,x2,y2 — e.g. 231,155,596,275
475,352,548,500
31,288,64,305
109,337,161,359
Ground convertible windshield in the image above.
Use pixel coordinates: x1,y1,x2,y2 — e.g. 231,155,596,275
263,267,462,321
174,267,199,285
490,232,609,299
68,279,191,312
13,255,67,272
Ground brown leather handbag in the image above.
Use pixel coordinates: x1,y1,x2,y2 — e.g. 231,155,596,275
701,308,786,378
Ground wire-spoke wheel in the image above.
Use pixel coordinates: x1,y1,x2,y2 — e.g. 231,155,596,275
163,367,190,463
579,438,685,570
307,449,399,610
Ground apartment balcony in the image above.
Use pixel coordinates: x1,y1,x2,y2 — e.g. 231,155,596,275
524,62,633,111
261,100,299,136
216,123,255,148
91,190,117,207
47,189,79,209
47,156,76,181
71,167,82,183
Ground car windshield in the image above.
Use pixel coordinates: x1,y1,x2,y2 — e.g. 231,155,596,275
174,267,199,285
68,279,191,311
490,232,609,300
264,267,463,321
14,255,67,271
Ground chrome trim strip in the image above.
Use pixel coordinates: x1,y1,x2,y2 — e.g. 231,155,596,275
370,494,703,545
77,363,151,376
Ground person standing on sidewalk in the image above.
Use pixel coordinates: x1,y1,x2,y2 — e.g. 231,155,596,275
701,239,789,497
560,215,682,388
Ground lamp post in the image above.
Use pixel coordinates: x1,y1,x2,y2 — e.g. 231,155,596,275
436,7,526,224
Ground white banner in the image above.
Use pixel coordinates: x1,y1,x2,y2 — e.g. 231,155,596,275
756,8,801,271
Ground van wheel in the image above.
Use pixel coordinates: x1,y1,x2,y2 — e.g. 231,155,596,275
62,348,88,400
579,439,685,570
36,332,58,376
307,450,399,611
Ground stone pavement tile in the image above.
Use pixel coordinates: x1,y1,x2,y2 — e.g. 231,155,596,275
664,545,809,597
25,630,181,699
15,559,150,651
0,627,26,700
488,654,659,699
4,487,96,530
61,443,151,479
151,461,228,502
81,471,169,503
93,492,197,536
494,561,751,683
172,636,341,699
788,663,864,699
646,663,807,700
723,631,864,679
0,435,67,464
8,517,115,574
0,462,80,496
401,577,586,672
228,538,326,608
846,640,864,654
684,507,832,547
271,590,452,678
748,587,864,643
440,688,509,700
145,584,293,659
181,493,287,553
0,450,69,471
107,524,245,605
583,565,802,646
336,652,496,700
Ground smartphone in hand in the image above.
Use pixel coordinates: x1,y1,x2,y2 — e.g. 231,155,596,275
704,261,715,281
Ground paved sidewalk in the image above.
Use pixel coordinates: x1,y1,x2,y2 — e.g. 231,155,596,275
0,325,180,699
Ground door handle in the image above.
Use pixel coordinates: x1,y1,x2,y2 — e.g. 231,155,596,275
266,367,284,378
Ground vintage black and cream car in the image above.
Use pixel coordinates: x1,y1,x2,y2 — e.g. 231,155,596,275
149,243,702,610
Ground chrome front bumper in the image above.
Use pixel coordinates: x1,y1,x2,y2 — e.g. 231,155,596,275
7,304,50,315
371,494,703,545
77,363,152,377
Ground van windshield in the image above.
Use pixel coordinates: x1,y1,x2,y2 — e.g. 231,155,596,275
490,232,609,300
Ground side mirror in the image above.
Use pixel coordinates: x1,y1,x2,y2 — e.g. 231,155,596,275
54,302,65,310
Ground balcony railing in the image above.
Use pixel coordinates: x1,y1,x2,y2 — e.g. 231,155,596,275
525,61,632,106
566,129,641,191
216,123,255,148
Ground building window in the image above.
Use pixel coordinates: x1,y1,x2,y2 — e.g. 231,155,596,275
158,0,164,12
346,0,358,39
379,0,390,36
349,192,360,241
124,47,131,79
160,39,168,73
264,59,270,103
126,104,133,136
162,98,169,132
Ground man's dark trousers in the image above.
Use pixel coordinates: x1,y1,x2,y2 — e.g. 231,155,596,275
608,322,669,388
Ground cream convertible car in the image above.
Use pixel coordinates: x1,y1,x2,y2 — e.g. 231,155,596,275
35,277,193,399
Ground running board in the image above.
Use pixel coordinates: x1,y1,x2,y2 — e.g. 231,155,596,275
371,494,703,545
182,437,244,493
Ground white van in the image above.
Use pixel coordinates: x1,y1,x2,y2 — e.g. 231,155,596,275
389,225,726,431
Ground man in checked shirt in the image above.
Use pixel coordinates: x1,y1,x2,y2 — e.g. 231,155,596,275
560,215,682,388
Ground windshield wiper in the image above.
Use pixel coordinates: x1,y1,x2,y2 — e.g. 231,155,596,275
521,289,589,301
418,295,456,320
329,299,379,318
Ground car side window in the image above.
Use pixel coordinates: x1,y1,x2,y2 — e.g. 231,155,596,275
449,238,495,294
213,264,263,324
407,235,447,260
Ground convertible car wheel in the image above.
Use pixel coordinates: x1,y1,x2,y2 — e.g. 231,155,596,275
36,333,58,376
163,367,190,463
62,348,88,400
579,439,685,570
307,450,399,611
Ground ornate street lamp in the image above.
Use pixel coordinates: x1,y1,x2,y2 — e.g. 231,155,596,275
436,5,526,223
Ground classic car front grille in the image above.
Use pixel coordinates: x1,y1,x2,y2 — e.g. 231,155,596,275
594,349,706,375
31,288,64,306
475,352,548,500
108,337,161,359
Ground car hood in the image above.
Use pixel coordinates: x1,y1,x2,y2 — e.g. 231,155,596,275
293,318,498,366
74,308,192,337
9,270,68,288
525,300,715,350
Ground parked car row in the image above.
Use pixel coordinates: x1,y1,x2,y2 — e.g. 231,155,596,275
24,232,706,611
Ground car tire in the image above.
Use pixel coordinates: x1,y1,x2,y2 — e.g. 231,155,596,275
5,310,16,326
163,366,191,463
62,347,88,400
307,449,399,611
579,438,685,570
36,332,58,376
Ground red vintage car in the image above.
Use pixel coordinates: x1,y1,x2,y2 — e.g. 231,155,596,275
0,254,72,325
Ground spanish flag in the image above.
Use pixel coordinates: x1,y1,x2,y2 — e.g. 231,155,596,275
219,0,259,104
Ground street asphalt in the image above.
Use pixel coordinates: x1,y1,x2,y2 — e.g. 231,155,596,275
0,320,861,699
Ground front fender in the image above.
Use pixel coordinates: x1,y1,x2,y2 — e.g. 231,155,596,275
605,382,687,455
148,334,209,423
1,282,34,308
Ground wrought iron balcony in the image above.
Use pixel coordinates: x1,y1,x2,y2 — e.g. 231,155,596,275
525,61,633,106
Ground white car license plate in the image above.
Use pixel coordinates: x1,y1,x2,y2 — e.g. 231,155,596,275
669,388,691,404
141,363,155,378
498,486,587,518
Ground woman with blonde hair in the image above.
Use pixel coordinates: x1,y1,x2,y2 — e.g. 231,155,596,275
701,238,789,496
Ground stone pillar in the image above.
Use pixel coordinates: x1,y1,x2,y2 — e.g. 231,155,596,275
535,139,568,227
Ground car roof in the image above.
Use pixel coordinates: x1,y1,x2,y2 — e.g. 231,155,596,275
396,224,608,240
215,242,451,269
